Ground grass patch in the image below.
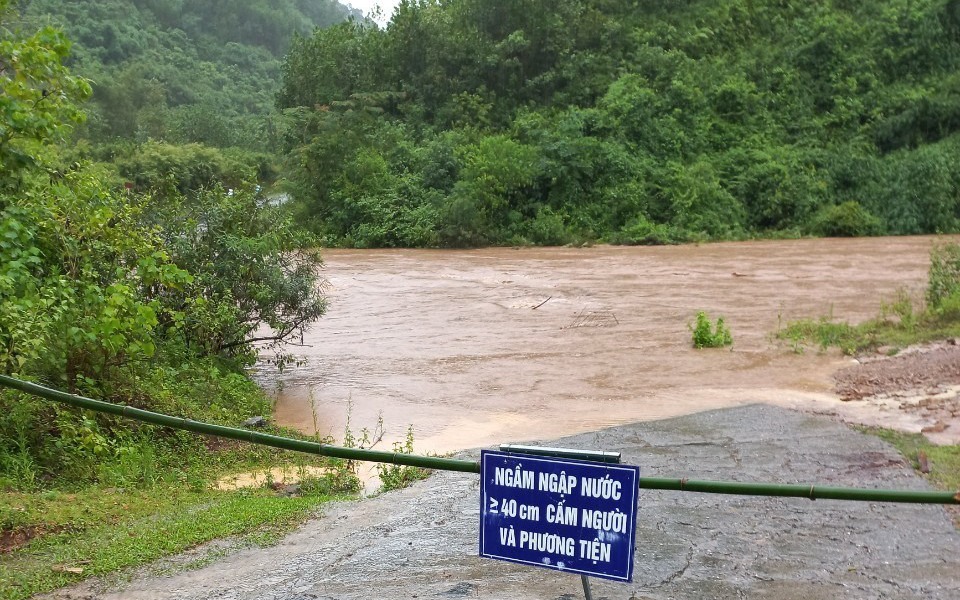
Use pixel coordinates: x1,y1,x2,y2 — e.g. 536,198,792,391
0,441,358,600
0,353,362,599
856,427,960,526
862,428,960,491
778,312,960,355
0,484,338,599
777,293,960,355
779,243,960,355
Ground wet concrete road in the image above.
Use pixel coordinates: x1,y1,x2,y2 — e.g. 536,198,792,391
63,405,959,600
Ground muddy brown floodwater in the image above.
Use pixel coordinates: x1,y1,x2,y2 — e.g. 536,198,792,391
252,236,959,458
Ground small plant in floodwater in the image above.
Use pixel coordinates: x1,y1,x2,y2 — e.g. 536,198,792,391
342,399,385,452
690,311,733,349
308,387,322,443
337,398,385,490
377,426,428,492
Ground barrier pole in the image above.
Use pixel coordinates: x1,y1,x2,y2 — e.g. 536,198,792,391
2,374,958,505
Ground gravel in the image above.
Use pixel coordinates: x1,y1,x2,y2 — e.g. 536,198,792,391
834,343,960,401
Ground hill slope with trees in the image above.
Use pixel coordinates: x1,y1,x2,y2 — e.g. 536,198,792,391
23,0,361,150
278,0,960,247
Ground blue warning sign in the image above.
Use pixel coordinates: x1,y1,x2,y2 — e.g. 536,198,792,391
479,450,640,582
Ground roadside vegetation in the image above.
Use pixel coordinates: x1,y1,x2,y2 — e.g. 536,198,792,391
0,446,358,600
856,427,960,526
860,427,960,495
375,426,430,492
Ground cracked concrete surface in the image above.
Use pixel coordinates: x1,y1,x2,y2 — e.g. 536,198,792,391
46,405,959,600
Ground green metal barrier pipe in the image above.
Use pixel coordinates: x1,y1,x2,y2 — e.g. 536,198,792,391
0,374,478,474
2,374,958,505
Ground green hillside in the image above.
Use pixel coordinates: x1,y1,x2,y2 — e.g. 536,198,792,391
278,0,960,247
23,0,361,150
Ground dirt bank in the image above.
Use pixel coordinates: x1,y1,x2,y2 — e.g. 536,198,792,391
46,405,958,600
826,342,960,444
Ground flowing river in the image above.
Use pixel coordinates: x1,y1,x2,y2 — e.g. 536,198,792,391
252,236,953,455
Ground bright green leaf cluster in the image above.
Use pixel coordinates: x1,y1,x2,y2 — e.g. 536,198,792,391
691,311,733,349
1,1,91,184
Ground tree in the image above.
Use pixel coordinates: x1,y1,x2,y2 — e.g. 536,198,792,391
1,0,91,189
146,185,327,362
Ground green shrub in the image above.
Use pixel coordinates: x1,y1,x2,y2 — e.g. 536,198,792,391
934,290,960,321
525,208,573,246
608,216,687,245
115,142,257,193
690,311,733,349
376,426,428,492
808,201,883,237
928,242,960,312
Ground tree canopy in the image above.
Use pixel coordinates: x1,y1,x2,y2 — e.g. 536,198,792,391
22,0,361,150
278,0,960,246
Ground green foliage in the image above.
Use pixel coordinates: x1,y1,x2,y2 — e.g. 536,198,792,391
525,207,575,246
927,242,960,315
0,16,340,589
809,201,884,237
376,426,429,493
690,311,733,349
115,142,254,192
607,216,687,246
22,0,360,150
275,0,960,247
0,157,186,387
0,7,327,490
882,288,919,332
148,185,327,361
0,1,92,186
439,135,540,246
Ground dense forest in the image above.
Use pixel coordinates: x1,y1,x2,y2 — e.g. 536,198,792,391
14,0,362,194
278,0,960,247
